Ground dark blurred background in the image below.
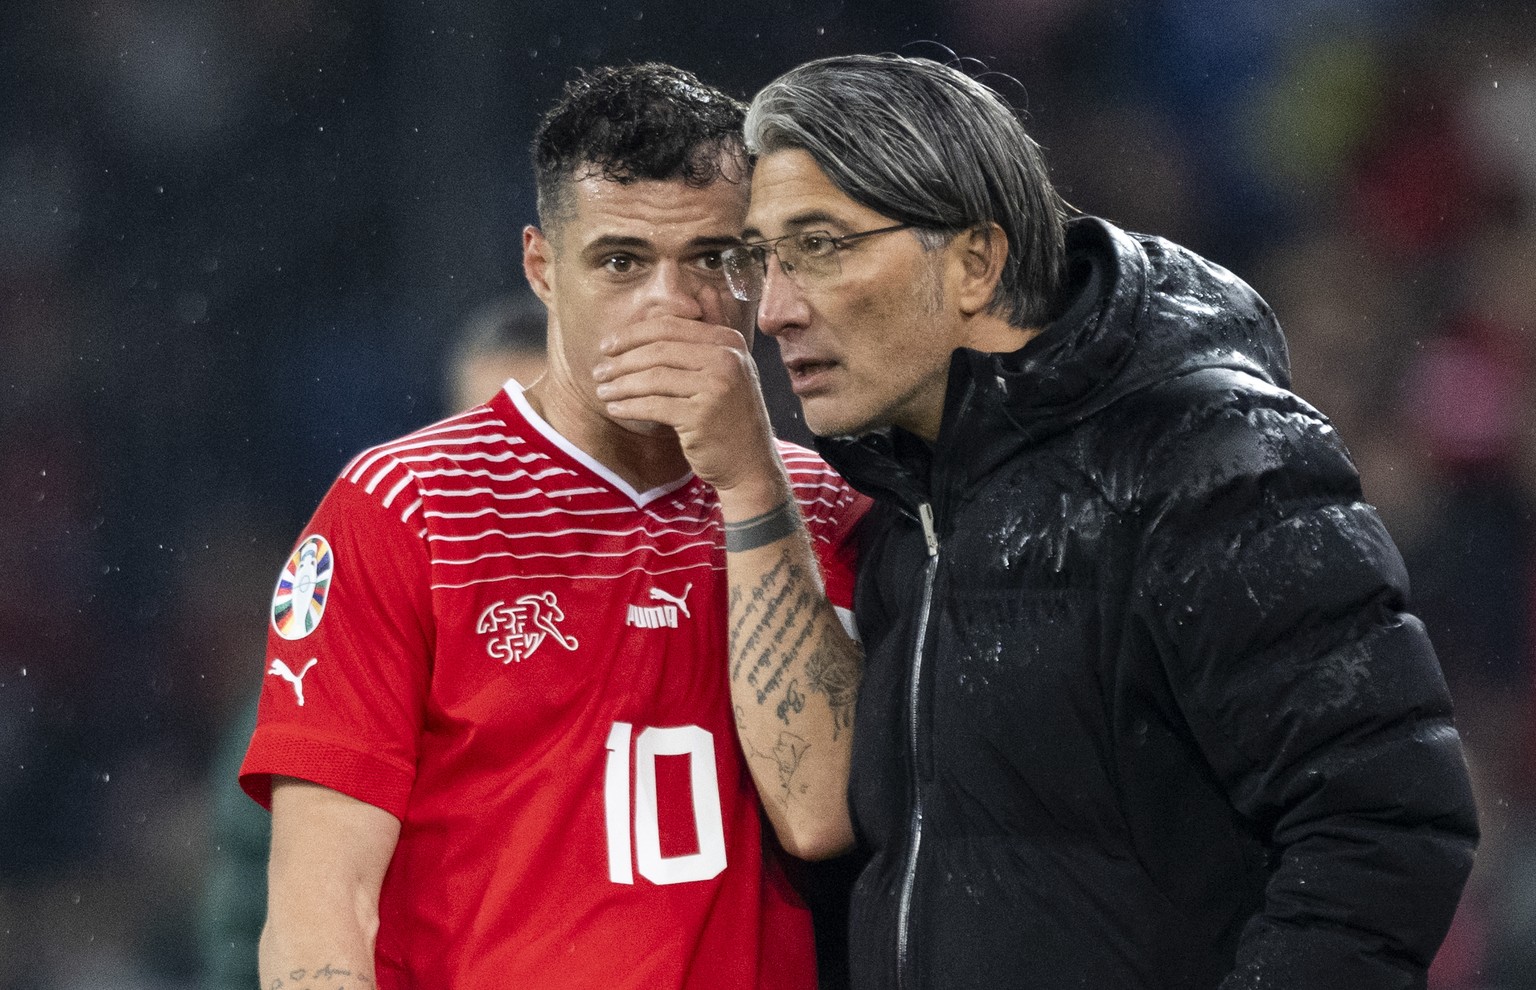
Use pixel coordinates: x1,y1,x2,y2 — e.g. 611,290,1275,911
2,1,1534,987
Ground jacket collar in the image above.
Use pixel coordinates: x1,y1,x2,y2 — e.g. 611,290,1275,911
815,216,1290,514
816,217,1146,510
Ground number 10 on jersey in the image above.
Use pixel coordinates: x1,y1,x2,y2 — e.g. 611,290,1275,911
604,721,728,885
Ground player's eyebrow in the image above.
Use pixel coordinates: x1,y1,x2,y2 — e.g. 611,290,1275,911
582,234,742,257
583,234,652,256
688,235,745,250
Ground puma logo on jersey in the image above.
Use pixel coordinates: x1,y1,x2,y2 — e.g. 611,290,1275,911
650,583,692,617
627,583,694,629
269,657,318,706
477,592,580,664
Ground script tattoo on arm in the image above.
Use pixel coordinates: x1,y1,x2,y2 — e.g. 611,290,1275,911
266,965,374,990
730,546,863,805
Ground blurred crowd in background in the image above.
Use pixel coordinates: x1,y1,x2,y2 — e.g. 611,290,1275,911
2,1,1534,987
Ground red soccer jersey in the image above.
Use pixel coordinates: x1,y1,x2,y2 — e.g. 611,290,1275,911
241,384,868,990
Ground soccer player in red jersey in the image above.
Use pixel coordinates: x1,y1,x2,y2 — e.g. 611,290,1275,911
242,63,869,990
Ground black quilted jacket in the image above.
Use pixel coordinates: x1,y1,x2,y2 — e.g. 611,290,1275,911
817,218,1478,990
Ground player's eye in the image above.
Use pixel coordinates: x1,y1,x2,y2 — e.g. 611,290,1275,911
602,255,636,274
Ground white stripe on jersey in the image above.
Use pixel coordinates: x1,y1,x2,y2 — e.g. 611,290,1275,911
338,396,858,592
417,485,608,501
382,472,415,509
410,466,576,483
347,432,529,484
339,413,508,474
394,449,551,466
434,538,718,567
433,559,724,591
429,521,714,543
424,505,635,521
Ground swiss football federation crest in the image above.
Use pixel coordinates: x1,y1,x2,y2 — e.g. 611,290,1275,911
477,592,580,664
272,535,334,640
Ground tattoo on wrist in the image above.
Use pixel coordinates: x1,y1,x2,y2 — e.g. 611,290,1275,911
724,500,800,553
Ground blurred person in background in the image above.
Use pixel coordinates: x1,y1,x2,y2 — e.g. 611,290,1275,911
725,53,1479,990
236,62,866,990
445,292,549,413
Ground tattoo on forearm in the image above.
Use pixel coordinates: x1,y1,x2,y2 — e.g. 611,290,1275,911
805,623,860,740
738,577,800,684
729,553,789,680
730,547,863,744
775,679,806,723
746,731,811,803
749,604,817,702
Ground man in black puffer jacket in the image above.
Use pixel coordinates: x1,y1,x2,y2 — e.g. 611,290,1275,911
717,54,1478,990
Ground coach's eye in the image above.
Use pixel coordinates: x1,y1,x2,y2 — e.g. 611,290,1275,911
795,232,837,258
697,251,725,272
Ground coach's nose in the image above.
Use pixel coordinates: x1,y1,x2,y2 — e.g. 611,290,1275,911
755,261,810,338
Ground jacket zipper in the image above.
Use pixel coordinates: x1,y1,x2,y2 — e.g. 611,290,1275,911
896,502,940,990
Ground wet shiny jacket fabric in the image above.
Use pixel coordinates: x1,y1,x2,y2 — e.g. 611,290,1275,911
817,218,1478,990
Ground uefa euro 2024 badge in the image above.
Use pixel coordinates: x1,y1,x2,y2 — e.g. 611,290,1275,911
272,534,334,640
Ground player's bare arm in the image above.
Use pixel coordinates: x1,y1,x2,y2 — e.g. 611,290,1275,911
261,778,397,990
593,315,860,859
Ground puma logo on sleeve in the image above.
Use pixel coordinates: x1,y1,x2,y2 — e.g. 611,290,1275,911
269,657,319,706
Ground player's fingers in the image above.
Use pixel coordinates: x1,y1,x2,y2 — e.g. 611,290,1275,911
600,393,694,429
595,338,756,389
594,366,706,404
599,316,747,358
592,339,706,384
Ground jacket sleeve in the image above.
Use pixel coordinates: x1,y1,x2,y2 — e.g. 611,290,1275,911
1132,373,1478,989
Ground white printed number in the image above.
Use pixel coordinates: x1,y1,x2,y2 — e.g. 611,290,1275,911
604,722,727,885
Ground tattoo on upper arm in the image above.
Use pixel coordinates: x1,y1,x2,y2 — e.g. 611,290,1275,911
268,964,374,989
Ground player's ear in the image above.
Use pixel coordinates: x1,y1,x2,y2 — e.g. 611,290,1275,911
523,225,555,304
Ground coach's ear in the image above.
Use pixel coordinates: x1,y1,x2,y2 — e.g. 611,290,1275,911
951,222,1008,317
523,225,555,305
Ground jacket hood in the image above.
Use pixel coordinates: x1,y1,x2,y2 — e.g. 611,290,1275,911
816,217,1292,501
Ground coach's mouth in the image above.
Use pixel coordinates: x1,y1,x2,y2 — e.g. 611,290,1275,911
783,357,839,395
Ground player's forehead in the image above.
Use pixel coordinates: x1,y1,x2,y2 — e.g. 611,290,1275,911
564,172,748,256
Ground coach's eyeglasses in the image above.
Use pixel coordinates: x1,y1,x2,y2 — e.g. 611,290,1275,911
720,223,915,302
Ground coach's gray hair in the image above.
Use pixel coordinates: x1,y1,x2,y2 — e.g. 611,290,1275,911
745,54,1067,328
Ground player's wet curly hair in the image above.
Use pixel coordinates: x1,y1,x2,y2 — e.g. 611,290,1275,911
533,63,748,233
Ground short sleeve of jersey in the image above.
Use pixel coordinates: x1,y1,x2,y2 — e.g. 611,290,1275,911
239,472,434,819
780,440,870,615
